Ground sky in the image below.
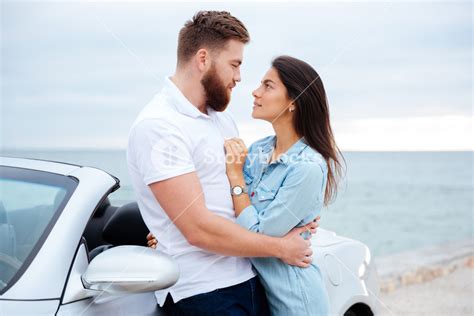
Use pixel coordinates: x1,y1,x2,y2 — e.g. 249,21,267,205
1,0,472,151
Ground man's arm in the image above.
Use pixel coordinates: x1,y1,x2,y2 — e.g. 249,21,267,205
149,171,313,267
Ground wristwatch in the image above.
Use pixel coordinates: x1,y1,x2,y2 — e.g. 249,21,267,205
230,185,248,196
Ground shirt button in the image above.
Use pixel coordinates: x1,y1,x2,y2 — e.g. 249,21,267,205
279,154,289,163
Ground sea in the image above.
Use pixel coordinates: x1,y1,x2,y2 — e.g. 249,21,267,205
2,149,472,258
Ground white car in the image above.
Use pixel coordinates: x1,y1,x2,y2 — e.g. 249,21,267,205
0,157,380,315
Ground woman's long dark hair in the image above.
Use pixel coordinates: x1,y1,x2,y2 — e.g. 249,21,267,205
272,55,345,206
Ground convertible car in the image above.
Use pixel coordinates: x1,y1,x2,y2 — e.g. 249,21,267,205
0,156,380,315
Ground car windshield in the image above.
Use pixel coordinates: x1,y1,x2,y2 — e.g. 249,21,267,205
0,166,77,293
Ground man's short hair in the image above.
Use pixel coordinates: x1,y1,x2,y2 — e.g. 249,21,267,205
177,11,250,65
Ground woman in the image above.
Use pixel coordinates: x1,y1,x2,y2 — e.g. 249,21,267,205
223,55,344,315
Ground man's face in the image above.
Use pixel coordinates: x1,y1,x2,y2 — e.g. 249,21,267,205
201,39,244,112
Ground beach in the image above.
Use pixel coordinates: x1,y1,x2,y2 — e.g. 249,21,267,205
378,263,473,315
376,240,473,315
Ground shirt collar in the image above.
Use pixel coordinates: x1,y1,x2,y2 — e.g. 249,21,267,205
261,136,308,165
162,76,210,119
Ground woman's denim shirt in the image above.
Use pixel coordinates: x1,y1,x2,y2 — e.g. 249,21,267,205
235,135,330,315
236,135,328,237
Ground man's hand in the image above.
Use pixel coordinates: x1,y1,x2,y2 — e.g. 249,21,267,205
308,215,320,234
279,226,313,267
279,216,320,268
146,216,320,261
146,232,157,249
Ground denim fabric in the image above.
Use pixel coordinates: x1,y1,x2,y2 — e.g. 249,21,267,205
236,135,330,316
161,276,270,316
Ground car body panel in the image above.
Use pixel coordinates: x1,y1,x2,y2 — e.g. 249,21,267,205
312,234,379,315
0,157,81,176
1,299,59,315
62,243,95,304
56,292,162,316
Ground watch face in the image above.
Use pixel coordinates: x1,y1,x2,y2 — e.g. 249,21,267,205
233,186,243,195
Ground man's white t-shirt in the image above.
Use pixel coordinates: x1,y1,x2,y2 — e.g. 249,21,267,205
126,77,256,306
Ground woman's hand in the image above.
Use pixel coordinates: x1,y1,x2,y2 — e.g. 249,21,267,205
146,232,157,249
224,138,248,179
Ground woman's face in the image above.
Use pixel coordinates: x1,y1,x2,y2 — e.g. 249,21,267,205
252,67,293,122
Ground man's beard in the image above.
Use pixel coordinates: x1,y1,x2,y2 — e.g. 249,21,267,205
201,64,231,112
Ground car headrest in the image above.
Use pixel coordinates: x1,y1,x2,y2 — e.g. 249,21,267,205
102,202,149,246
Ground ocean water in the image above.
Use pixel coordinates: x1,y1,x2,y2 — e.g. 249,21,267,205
2,149,472,258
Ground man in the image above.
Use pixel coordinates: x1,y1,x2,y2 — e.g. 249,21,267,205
126,11,317,315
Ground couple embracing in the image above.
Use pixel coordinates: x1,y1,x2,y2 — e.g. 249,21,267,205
127,10,343,316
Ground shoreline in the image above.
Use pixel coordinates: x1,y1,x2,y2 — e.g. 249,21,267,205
375,238,473,293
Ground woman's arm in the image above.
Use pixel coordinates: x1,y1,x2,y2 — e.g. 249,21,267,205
236,162,324,237
224,138,253,217
227,172,252,217
224,139,323,237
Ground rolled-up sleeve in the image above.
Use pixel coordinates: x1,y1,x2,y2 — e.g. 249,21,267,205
236,161,326,237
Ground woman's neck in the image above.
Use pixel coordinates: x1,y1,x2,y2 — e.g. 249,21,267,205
271,120,301,156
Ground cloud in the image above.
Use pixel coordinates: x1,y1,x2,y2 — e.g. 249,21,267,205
1,1,472,150
333,115,473,151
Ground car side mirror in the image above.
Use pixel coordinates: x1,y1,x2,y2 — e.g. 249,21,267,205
82,246,179,295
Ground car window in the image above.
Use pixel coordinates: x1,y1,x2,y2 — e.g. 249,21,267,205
0,166,77,294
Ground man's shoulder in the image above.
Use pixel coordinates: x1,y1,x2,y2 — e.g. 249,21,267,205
136,93,175,119
130,93,182,132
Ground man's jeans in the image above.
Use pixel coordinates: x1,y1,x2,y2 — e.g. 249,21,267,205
162,276,270,316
